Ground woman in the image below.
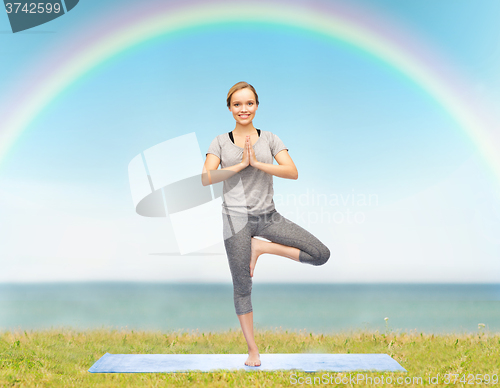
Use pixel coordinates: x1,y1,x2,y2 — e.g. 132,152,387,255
202,81,330,367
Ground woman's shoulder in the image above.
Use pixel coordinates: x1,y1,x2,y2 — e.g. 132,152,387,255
211,132,230,142
260,129,282,135
260,129,274,138
260,129,283,141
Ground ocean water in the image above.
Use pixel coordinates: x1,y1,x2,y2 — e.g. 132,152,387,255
0,283,499,335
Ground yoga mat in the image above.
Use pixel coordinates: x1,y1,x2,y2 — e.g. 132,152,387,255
88,353,407,373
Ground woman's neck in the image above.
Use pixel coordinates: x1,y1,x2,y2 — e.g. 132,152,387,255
233,122,257,135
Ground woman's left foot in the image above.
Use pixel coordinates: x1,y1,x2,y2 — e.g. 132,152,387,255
245,349,261,366
250,238,264,277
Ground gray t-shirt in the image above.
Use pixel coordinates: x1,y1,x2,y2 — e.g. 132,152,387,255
206,130,288,217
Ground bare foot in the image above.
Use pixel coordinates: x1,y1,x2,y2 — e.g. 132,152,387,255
250,237,265,277
245,349,261,366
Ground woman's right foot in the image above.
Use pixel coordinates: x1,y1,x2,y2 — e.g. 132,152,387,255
250,237,264,277
245,349,261,366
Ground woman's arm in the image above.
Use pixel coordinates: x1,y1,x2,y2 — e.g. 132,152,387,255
201,154,247,186
250,145,298,180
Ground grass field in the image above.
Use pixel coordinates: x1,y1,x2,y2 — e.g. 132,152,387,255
1,327,499,387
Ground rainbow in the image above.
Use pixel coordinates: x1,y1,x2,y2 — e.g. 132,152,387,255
1,0,499,189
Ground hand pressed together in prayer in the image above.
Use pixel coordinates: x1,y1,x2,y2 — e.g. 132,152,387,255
241,135,259,168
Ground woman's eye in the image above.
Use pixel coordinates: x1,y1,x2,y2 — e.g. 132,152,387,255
248,102,253,106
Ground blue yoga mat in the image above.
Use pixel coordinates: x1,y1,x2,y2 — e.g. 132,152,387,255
89,353,407,373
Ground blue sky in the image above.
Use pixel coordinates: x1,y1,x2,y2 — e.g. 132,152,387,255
0,0,499,283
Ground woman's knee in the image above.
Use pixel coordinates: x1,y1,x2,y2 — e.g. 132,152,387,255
304,242,330,266
317,244,330,266
233,289,252,315
233,280,252,296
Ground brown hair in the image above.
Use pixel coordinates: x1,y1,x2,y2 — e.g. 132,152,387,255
226,81,259,108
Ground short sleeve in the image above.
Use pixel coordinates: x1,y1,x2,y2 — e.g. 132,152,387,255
270,133,288,158
206,136,221,159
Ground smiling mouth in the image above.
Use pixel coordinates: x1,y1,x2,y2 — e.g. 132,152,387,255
239,114,250,118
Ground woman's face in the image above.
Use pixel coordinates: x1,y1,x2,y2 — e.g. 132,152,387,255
229,88,258,125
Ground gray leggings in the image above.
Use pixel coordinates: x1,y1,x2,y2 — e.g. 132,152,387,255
222,209,330,315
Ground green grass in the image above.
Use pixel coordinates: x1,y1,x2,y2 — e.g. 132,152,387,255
0,327,498,387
